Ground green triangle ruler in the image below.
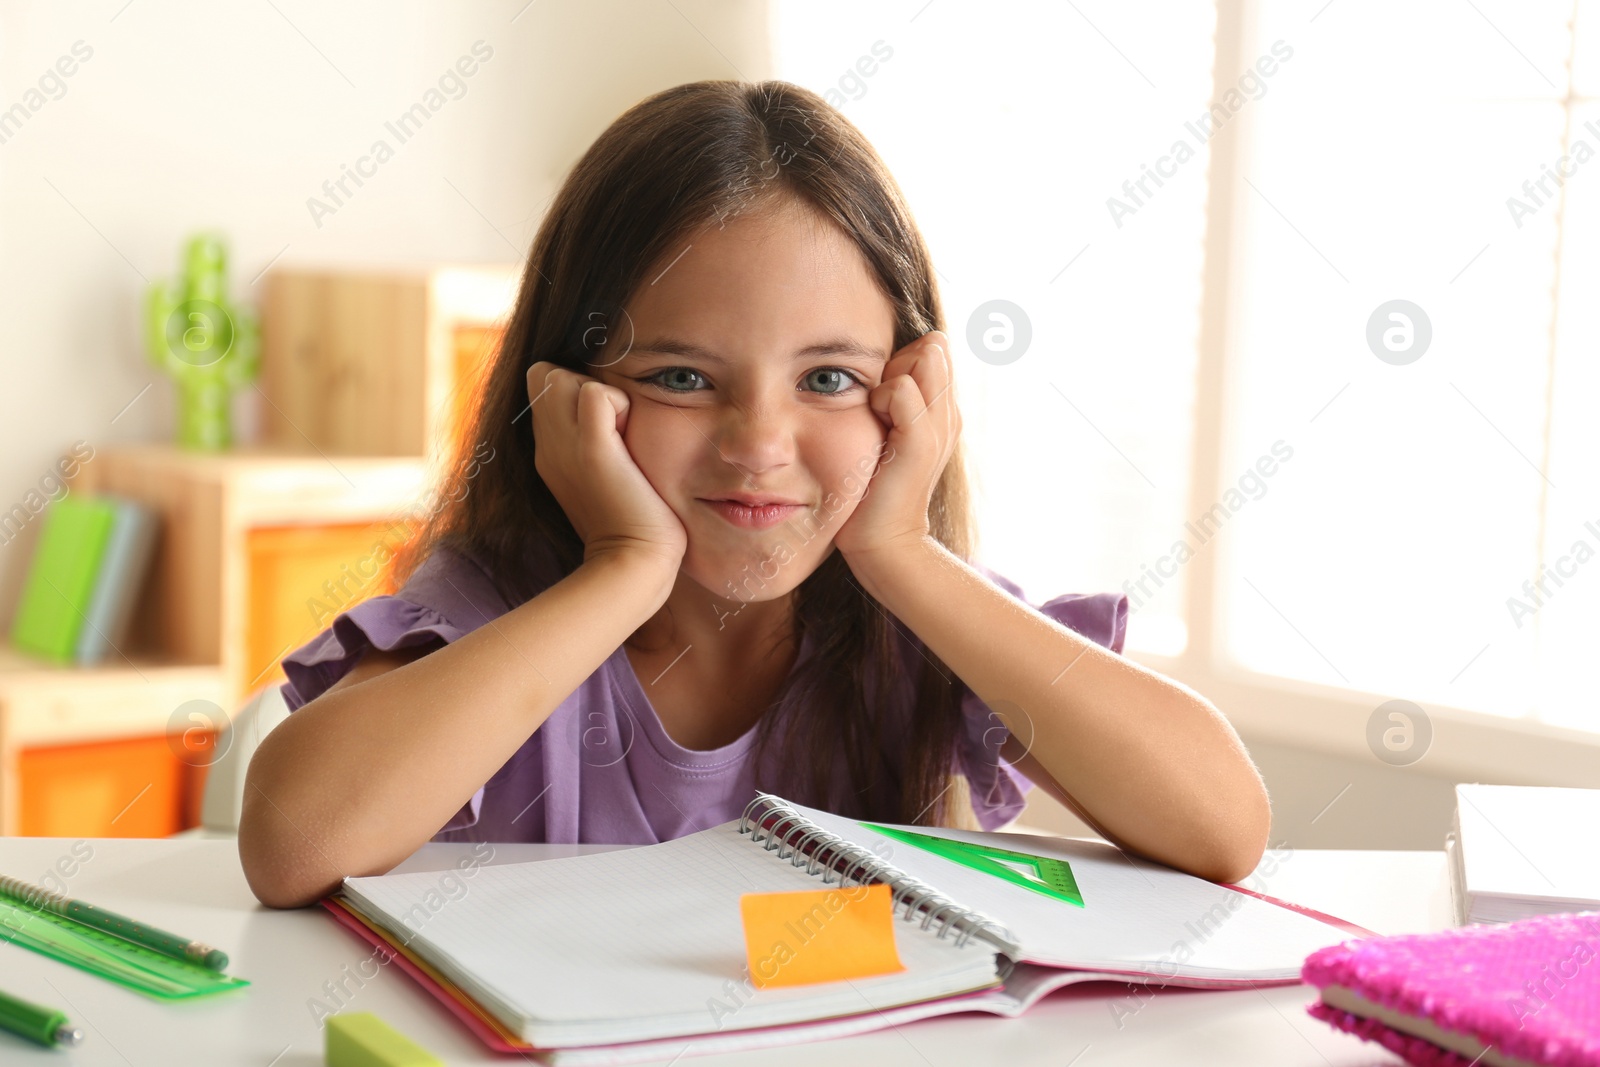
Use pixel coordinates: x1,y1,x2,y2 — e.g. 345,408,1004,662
860,823,1084,907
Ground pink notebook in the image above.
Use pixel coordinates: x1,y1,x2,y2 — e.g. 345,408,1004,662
1302,910,1600,1067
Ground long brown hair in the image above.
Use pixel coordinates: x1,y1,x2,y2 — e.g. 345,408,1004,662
392,79,980,829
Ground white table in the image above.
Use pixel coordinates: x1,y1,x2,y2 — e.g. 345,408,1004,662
0,835,1452,1065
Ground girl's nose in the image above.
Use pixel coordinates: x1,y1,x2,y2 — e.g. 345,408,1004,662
710,396,796,478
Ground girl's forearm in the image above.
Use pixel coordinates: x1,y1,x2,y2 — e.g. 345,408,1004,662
847,537,1270,883
239,549,676,907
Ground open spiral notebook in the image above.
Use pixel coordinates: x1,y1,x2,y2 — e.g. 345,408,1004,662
325,793,1372,1064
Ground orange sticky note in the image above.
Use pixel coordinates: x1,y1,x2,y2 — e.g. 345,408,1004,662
738,883,906,988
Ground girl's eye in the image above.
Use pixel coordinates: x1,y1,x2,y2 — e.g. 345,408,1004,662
638,367,708,392
635,367,866,396
802,368,865,395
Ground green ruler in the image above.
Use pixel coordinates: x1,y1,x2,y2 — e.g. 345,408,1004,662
0,898,248,999
860,823,1085,907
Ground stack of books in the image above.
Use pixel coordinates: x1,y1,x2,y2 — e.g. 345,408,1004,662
1447,784,1600,925
9,495,159,666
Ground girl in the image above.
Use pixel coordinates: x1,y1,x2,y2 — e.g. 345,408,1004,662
239,79,1270,909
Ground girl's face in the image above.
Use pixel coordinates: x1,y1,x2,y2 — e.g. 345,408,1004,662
592,199,897,604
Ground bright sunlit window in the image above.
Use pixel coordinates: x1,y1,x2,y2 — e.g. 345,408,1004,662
772,0,1217,660
777,0,1600,736
1222,0,1595,734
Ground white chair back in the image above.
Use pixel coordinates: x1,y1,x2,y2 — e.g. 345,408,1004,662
195,682,292,835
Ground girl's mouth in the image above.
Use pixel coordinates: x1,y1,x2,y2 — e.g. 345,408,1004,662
698,499,805,530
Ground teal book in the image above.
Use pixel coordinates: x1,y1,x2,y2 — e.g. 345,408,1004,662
10,496,118,663
75,495,159,665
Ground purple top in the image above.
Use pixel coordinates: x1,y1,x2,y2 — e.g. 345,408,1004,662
278,546,1128,846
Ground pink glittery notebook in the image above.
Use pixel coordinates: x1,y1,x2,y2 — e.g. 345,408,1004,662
1302,911,1600,1067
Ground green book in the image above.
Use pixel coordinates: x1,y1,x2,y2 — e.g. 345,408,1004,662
10,496,118,663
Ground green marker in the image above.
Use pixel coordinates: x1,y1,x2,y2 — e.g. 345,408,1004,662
0,987,83,1048
0,874,229,971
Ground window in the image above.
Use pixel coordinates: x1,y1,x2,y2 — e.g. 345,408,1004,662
1223,0,1593,733
772,0,1217,658
774,0,1600,740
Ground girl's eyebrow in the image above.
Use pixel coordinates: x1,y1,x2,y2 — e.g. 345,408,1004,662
629,336,888,365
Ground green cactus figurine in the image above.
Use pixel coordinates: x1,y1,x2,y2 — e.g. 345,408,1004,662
145,233,260,451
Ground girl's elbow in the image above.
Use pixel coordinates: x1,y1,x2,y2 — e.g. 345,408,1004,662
1204,782,1273,885
238,809,327,909
1201,831,1268,886
237,766,340,909
244,869,319,910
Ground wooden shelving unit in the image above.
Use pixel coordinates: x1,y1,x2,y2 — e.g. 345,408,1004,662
70,443,433,704
0,646,225,835
261,263,519,457
5,262,519,837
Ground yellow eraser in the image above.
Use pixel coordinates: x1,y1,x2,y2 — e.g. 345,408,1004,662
325,1012,442,1067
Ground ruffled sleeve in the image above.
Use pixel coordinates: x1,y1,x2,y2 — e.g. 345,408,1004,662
276,545,513,835
955,563,1130,832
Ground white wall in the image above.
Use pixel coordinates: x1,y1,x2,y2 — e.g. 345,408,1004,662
0,0,773,613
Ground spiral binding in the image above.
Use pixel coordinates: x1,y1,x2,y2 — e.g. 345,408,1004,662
737,792,1021,960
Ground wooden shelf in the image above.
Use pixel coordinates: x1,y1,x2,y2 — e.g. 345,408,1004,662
0,646,225,835
261,263,518,456
69,442,431,708
10,263,519,837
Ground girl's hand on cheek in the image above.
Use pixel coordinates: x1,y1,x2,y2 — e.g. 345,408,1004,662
527,361,688,572
833,330,961,568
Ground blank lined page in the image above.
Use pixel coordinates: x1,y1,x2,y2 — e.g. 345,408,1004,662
341,817,997,1046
